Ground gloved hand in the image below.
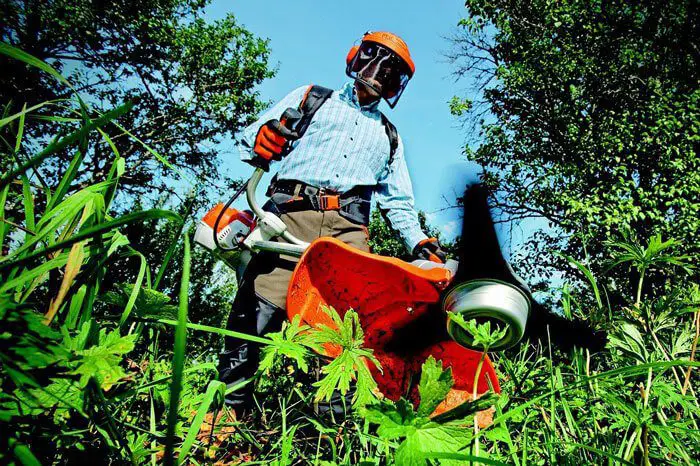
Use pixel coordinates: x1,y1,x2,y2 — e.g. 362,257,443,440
248,119,299,171
412,237,447,263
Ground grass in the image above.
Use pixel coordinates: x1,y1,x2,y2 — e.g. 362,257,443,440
1,42,699,465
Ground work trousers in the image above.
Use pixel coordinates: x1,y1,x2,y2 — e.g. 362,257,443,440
217,198,370,410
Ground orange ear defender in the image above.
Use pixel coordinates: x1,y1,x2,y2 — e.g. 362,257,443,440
346,44,360,67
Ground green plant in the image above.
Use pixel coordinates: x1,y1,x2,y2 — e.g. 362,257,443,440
606,233,694,306
363,356,498,466
450,0,700,301
2,8,700,464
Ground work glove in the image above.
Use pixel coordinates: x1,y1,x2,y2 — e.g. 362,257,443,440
248,119,299,171
412,237,447,263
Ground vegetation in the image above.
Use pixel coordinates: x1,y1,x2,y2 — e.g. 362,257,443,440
1,1,699,465
0,0,273,334
1,0,273,200
449,0,699,295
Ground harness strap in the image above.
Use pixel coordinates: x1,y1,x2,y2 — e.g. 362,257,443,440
380,112,399,166
267,179,372,225
295,84,399,163
264,84,401,225
295,84,334,139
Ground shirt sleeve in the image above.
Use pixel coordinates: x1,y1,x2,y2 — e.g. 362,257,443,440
375,134,429,251
238,85,309,162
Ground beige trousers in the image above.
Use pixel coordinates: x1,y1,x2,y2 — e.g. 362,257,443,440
252,209,370,310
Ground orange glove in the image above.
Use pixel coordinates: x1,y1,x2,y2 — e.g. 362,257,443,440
249,119,299,170
413,237,447,263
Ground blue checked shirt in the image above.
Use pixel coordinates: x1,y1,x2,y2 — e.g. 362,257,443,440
238,81,428,249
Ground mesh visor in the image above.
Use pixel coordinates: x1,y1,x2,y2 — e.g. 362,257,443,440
348,41,411,108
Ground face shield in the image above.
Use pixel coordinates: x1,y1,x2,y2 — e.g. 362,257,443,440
346,41,412,108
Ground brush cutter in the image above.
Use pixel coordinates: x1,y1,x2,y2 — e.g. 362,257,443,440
195,160,534,411
195,164,531,348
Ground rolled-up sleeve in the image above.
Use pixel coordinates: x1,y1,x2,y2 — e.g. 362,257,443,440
375,135,428,251
239,85,309,162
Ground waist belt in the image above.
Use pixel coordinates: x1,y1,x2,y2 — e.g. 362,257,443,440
265,179,372,225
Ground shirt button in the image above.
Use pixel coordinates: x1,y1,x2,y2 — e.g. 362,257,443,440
350,137,354,141
343,155,347,158
335,174,339,178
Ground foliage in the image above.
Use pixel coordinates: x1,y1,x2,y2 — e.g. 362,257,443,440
102,283,179,321
606,233,694,305
1,8,699,466
71,326,137,390
312,306,381,409
449,0,700,299
363,358,475,466
368,209,456,259
0,0,273,201
0,0,261,356
449,316,507,351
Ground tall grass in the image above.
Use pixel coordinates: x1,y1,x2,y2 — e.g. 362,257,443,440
1,42,699,465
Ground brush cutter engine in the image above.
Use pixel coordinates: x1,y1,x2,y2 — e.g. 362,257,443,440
194,203,255,251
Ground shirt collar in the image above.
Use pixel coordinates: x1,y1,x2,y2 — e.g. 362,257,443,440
339,81,381,112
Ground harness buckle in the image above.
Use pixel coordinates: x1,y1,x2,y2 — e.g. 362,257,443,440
320,194,340,210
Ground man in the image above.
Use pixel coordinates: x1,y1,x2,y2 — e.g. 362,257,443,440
218,31,447,413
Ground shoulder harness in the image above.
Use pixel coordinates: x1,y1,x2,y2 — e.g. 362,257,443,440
294,84,399,165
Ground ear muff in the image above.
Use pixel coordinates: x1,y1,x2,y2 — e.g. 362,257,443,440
346,45,360,67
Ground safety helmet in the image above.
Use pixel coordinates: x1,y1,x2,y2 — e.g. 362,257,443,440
346,31,415,108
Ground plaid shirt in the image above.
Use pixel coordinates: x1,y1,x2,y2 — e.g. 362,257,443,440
239,81,428,249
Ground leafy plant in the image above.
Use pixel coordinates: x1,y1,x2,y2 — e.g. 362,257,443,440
1,5,700,465
606,233,694,305
312,306,382,409
363,357,496,466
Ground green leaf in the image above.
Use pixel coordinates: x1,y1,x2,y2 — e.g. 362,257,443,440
0,208,181,273
47,147,88,212
102,283,178,323
608,321,649,364
0,103,133,191
311,306,381,408
557,252,604,309
178,380,225,465
258,314,315,375
363,398,417,440
396,422,470,466
21,175,35,233
164,235,190,466
0,184,9,251
9,438,42,466
430,392,499,424
417,356,454,417
72,329,137,390
9,377,84,420
0,100,64,129
449,315,507,350
0,42,73,89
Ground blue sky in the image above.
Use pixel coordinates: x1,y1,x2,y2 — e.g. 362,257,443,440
205,1,523,254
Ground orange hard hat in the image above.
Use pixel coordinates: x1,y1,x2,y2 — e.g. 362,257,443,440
346,31,415,76
362,31,415,75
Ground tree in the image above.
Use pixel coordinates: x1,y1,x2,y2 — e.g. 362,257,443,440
449,0,699,301
0,1,275,330
1,0,273,202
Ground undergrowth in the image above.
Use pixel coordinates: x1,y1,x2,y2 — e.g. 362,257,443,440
1,43,699,465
